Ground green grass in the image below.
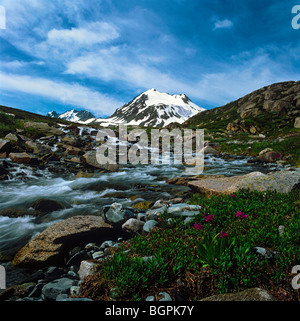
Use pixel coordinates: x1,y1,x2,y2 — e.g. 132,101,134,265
0,112,24,137
80,189,300,301
217,133,300,166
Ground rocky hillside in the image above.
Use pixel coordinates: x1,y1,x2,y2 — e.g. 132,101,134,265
184,81,300,136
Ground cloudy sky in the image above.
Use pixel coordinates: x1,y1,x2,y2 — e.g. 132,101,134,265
0,0,300,117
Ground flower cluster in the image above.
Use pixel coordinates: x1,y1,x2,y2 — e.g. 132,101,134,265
220,232,228,238
194,222,204,231
204,213,214,222
235,211,248,220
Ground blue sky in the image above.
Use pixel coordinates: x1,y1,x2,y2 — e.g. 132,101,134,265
0,0,300,117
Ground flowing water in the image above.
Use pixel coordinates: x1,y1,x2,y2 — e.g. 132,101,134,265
0,154,282,261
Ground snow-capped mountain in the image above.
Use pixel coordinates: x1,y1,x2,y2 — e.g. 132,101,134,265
94,88,205,127
47,109,95,123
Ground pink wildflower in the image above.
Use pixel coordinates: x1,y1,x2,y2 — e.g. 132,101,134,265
230,194,235,197
194,222,204,231
220,232,229,238
204,213,214,222
235,211,248,220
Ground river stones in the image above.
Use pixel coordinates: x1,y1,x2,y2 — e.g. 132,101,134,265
12,216,114,268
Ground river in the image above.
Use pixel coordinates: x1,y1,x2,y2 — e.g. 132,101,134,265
0,153,281,262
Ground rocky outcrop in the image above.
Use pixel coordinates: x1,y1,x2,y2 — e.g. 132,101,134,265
184,81,300,135
12,216,114,268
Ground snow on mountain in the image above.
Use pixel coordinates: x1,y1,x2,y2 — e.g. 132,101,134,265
94,88,205,127
47,109,95,123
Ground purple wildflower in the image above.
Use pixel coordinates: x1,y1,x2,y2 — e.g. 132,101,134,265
194,222,204,231
204,213,214,222
235,211,248,220
220,232,229,238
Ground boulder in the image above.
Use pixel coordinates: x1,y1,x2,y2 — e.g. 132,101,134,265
201,145,219,155
188,170,300,195
12,216,113,268
4,133,18,142
78,261,99,281
61,136,77,146
42,278,76,301
81,151,119,172
122,218,145,235
258,148,273,156
9,152,34,164
256,151,282,163
102,202,134,225
25,141,52,154
294,117,300,128
143,220,158,233
65,146,82,156
200,287,276,301
31,199,64,213
0,139,11,153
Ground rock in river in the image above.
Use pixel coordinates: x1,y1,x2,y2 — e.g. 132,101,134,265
12,216,114,268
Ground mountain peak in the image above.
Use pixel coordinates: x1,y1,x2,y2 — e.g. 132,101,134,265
94,89,205,127
47,109,95,123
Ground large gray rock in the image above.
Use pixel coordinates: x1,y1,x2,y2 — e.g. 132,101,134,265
122,218,145,235
188,170,300,195
143,220,158,233
81,151,119,172
200,287,276,301
102,203,134,225
13,216,113,268
42,278,76,300
25,141,52,154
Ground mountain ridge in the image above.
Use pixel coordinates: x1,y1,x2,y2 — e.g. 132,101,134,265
47,109,96,123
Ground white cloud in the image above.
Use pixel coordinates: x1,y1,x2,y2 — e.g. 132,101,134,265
47,22,119,46
0,72,123,115
213,19,233,30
